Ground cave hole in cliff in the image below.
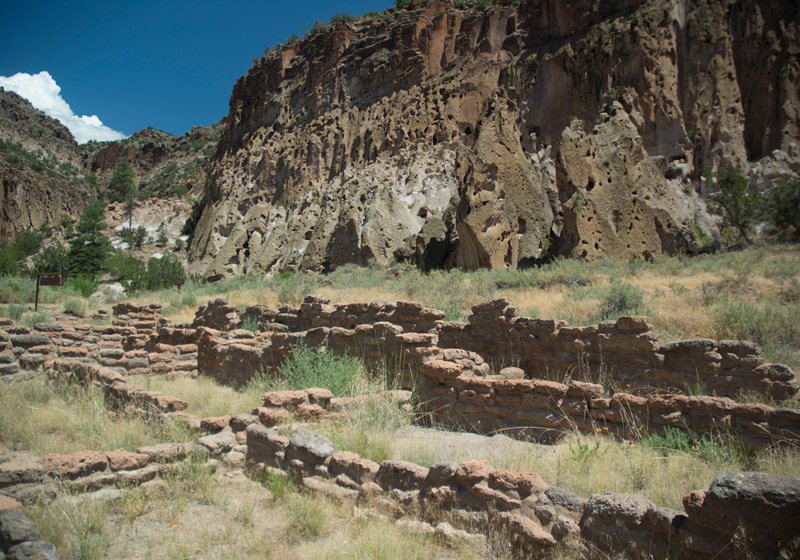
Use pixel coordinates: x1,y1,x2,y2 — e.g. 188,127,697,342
586,177,595,191
464,126,472,136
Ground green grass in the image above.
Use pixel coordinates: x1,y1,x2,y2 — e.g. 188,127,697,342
254,344,366,397
64,297,87,317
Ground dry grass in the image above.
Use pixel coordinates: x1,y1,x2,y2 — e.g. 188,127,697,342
0,378,191,455
28,464,479,560
373,426,800,511
141,374,261,418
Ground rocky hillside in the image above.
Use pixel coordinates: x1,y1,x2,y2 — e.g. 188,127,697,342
80,123,223,200
0,89,93,240
187,0,799,278
0,87,222,241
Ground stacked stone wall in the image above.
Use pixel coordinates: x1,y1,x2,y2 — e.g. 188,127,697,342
407,348,800,449
245,426,800,560
197,295,446,334
0,304,199,381
438,299,798,400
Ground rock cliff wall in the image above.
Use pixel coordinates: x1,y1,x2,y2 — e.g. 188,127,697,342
188,0,800,277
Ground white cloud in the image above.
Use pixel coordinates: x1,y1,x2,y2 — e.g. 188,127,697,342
0,71,126,144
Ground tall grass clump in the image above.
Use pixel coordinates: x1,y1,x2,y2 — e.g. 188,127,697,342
259,343,365,397
597,279,646,320
712,297,800,365
0,378,191,455
63,297,87,317
284,492,336,542
0,275,35,303
7,303,25,320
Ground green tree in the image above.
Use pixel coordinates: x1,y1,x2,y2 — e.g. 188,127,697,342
12,229,41,256
0,242,21,276
108,158,137,233
77,200,107,234
68,201,112,274
704,164,761,244
763,177,800,232
33,241,69,275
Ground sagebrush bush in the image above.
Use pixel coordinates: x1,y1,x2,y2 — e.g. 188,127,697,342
7,303,25,320
63,298,87,317
598,280,646,320
66,275,98,298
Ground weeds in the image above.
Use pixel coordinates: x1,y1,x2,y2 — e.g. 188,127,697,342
24,311,50,328
284,492,334,542
264,343,366,397
0,378,192,455
63,297,87,317
7,302,25,320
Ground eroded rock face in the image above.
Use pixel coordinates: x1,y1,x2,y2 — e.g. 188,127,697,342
188,0,799,277
0,90,93,240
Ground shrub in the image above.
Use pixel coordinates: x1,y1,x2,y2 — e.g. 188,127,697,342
12,229,41,256
8,303,25,320
0,276,35,303
598,280,645,320
0,242,22,276
181,197,204,238
704,164,761,244
24,312,49,329
267,344,365,397
284,493,333,542
65,276,98,298
240,315,260,332
144,254,184,291
33,241,69,275
121,226,148,249
171,183,189,198
108,252,147,291
63,298,87,317
763,177,800,232
156,223,168,246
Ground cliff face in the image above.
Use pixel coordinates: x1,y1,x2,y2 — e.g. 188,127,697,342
0,90,93,239
185,0,797,277
80,123,223,200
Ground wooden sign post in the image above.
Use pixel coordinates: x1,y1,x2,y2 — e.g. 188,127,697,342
35,273,62,311
174,277,185,292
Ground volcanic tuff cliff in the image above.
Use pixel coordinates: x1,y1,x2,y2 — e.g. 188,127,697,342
187,0,799,278
0,89,93,240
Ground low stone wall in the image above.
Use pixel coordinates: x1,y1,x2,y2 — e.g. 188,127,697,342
49,359,188,413
245,426,800,559
407,347,800,449
196,322,436,387
197,296,446,334
0,304,199,381
192,296,799,449
438,299,798,400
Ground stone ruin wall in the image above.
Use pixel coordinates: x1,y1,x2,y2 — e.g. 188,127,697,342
2,296,799,452
438,299,799,401
2,298,800,559
187,296,800,450
244,424,800,560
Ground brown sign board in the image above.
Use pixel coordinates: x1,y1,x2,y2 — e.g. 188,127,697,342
174,277,185,286
39,274,62,287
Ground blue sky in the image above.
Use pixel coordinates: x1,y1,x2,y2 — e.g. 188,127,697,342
0,1,392,141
